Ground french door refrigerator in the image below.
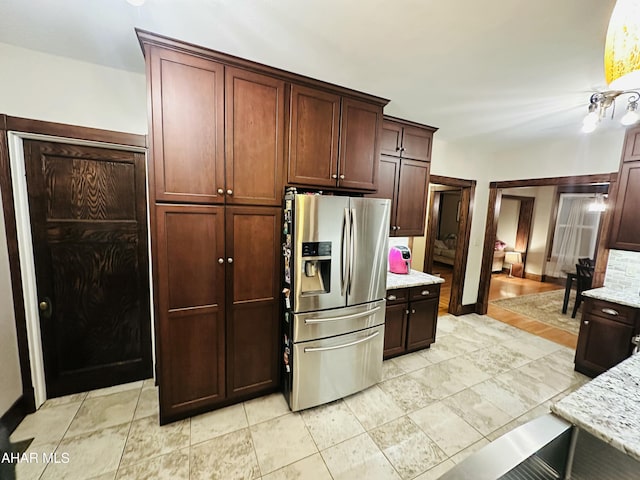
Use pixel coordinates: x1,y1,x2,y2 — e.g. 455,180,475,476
282,193,390,411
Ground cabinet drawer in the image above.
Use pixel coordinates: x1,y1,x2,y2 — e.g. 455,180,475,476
386,288,408,305
410,285,440,301
585,298,637,326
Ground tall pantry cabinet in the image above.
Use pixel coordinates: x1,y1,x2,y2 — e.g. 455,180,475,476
140,33,283,423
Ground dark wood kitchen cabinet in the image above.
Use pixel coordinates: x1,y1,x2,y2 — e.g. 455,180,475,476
574,297,640,377
287,85,384,192
609,125,640,251
383,285,440,359
148,47,285,207
369,117,436,236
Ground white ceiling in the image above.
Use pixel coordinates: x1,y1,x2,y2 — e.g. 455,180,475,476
0,0,622,150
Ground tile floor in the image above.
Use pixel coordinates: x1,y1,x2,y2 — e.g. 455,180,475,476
9,313,590,480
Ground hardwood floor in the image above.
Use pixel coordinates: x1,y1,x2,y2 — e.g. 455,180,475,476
431,264,577,349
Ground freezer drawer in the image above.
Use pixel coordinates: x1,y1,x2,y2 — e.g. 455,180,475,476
289,324,384,411
293,300,385,343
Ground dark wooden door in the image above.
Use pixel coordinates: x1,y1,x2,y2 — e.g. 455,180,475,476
226,206,281,398
406,298,438,352
338,98,382,191
401,126,433,161
380,121,402,156
155,204,226,423
383,303,407,359
367,156,399,234
395,159,430,236
609,160,640,251
24,140,151,398
149,46,225,204
287,84,340,188
225,67,285,206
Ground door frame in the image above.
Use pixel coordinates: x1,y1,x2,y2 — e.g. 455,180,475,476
499,194,535,272
423,174,476,315
475,173,618,315
0,115,148,410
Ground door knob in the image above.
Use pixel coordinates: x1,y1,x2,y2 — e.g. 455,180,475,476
39,300,49,311
38,297,52,318
218,258,224,264
227,257,233,263
217,188,224,194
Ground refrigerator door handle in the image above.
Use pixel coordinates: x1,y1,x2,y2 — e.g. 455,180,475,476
304,306,382,324
341,207,350,296
303,331,380,353
348,207,357,295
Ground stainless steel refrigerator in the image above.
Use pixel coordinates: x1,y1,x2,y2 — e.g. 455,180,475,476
282,193,390,411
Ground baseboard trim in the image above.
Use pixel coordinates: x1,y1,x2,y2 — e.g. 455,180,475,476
524,272,543,281
0,395,30,435
452,304,477,316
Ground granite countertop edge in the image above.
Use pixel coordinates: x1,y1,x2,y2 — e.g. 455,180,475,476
582,287,640,309
386,269,445,290
551,353,640,462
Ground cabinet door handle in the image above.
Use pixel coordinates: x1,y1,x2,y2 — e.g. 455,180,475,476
217,188,224,194
218,258,224,264
601,308,619,316
584,320,589,325
421,290,430,296
387,294,397,301
331,174,337,179
227,257,233,264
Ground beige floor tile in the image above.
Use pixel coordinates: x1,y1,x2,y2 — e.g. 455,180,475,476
244,393,290,426
133,386,159,421
464,344,531,376
120,416,189,466
449,438,490,464
442,388,513,436
408,363,467,400
261,453,332,480
250,413,317,475
190,428,260,480
378,375,437,413
88,473,116,480
409,402,483,457
39,423,128,480
11,402,81,446
435,356,491,388
12,441,59,480
320,433,400,480
381,359,405,381
41,392,88,409
190,403,247,445
413,460,456,480
142,379,156,389
65,390,139,438
116,448,189,480
485,403,552,442
85,381,143,399
494,369,559,405
369,416,447,479
419,334,482,364
342,385,404,431
392,351,431,373
300,400,364,450
471,378,539,418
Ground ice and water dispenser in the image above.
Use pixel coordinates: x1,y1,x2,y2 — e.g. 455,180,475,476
300,241,331,295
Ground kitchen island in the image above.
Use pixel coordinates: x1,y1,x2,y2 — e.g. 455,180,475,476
551,352,640,462
383,270,444,358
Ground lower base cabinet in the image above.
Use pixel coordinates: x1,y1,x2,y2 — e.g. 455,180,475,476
383,285,440,359
574,297,640,378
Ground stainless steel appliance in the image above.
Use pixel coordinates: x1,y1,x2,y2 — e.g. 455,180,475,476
282,193,390,411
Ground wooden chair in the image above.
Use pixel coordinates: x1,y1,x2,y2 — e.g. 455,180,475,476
572,264,594,318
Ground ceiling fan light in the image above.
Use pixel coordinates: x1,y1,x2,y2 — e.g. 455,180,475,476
582,121,598,133
604,0,640,89
621,100,640,125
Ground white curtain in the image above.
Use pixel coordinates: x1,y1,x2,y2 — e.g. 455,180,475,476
548,195,600,278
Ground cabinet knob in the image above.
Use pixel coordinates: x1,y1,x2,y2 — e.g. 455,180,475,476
217,188,224,194
411,309,416,314
227,189,233,195
400,147,406,152
601,308,619,316
227,257,233,264
331,174,337,179
584,320,589,325
396,146,401,152
396,226,401,230
339,174,345,180
406,309,410,314
218,258,224,264
421,290,430,296
391,226,397,231
387,294,397,301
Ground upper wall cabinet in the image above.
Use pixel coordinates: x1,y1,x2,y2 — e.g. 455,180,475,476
380,117,435,161
147,48,285,206
287,85,385,192
609,125,640,251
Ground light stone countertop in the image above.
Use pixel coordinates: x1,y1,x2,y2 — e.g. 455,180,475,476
386,269,445,290
582,287,640,309
551,353,640,462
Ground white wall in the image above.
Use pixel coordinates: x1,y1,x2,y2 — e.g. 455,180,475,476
0,192,23,416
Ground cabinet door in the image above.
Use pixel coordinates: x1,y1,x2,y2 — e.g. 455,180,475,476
338,98,382,191
287,84,340,188
367,156,399,233
155,205,226,423
149,47,225,204
609,160,640,251
226,67,285,206
401,126,433,161
380,121,402,156
406,298,438,352
226,206,281,398
383,303,407,359
395,159,430,236
575,313,634,377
